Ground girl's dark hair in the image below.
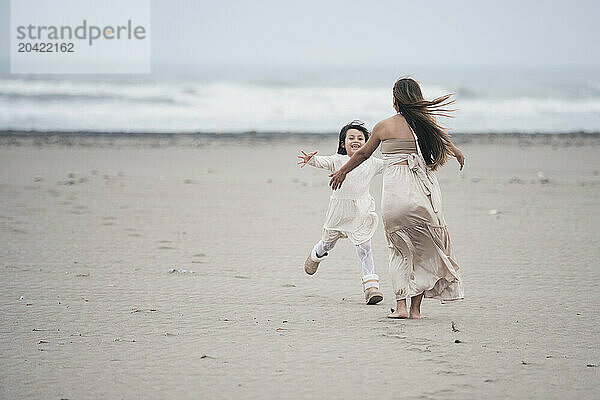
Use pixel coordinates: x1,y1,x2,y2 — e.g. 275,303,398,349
393,77,456,171
337,120,370,155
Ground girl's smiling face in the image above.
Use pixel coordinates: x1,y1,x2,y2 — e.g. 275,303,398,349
343,128,366,157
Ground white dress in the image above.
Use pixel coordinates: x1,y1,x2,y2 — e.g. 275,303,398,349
308,154,384,245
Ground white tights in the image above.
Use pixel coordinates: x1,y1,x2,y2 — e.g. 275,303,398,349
315,238,375,277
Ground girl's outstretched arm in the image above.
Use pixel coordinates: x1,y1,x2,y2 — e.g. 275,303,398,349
297,150,318,168
329,128,381,190
298,150,337,172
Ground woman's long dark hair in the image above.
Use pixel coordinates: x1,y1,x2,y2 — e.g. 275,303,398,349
337,120,370,155
393,77,455,171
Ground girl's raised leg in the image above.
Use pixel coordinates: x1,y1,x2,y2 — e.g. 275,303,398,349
316,237,339,258
304,236,340,275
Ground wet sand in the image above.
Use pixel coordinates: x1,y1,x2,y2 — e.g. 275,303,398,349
1,134,599,399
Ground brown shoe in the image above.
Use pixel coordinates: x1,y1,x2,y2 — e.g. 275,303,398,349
304,244,327,275
362,274,383,304
364,287,384,304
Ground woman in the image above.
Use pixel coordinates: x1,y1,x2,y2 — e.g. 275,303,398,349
329,77,465,318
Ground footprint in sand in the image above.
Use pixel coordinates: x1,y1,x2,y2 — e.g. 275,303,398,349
190,253,207,263
436,370,466,377
381,332,407,339
407,345,432,353
70,206,89,215
409,337,432,345
101,216,117,226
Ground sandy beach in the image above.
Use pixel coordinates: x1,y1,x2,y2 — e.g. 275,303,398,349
1,133,599,399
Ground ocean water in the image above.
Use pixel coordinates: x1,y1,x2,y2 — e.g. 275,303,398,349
1,67,599,134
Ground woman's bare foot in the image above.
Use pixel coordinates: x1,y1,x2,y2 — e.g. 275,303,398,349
387,300,408,319
409,293,424,319
388,309,409,319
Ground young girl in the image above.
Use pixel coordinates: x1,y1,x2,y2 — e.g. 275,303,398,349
297,120,385,305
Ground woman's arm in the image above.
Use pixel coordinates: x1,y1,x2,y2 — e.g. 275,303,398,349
441,132,465,170
450,145,465,170
329,127,381,190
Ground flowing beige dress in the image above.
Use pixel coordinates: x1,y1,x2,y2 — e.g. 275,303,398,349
380,127,464,302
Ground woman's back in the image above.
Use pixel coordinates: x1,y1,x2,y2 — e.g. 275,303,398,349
376,114,414,141
377,114,418,159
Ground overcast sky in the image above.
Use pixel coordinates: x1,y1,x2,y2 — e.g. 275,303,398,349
1,0,599,73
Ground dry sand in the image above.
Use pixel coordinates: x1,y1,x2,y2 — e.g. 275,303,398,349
1,134,599,399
